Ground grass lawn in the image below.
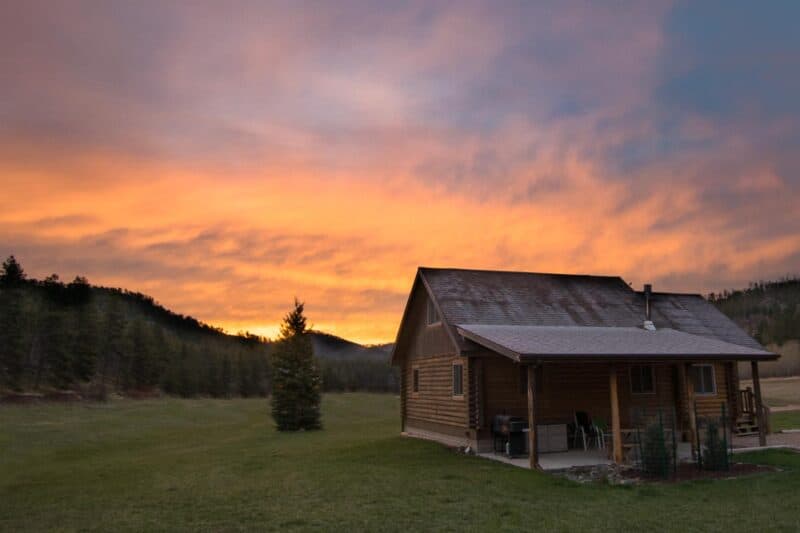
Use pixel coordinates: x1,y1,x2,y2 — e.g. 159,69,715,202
772,410,800,432
2,395,800,532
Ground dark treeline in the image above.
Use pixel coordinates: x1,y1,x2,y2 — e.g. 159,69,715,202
709,276,800,346
0,256,398,397
319,358,398,393
0,256,269,397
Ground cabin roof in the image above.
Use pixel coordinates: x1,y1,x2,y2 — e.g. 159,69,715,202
389,267,775,361
456,324,776,362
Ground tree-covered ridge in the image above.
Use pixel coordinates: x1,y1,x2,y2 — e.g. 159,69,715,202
709,276,800,346
0,256,270,397
0,256,398,397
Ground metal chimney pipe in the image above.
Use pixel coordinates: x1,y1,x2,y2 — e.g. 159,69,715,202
644,284,652,321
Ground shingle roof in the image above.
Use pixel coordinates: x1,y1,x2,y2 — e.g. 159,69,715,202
648,293,765,350
418,267,773,357
456,324,776,362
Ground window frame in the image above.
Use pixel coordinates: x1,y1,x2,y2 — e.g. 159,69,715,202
690,364,717,396
629,364,656,395
412,367,420,395
426,298,441,326
452,361,464,398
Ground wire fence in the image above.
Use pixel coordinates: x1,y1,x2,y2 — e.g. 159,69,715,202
628,403,733,478
630,406,678,478
694,403,734,472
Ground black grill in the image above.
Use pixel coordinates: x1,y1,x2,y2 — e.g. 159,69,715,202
492,415,528,457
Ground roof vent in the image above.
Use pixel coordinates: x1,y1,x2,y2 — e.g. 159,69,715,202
643,283,655,331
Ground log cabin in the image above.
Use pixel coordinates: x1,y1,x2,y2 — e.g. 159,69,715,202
390,267,778,469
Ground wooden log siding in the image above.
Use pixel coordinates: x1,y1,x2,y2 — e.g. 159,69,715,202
478,356,731,433
401,283,454,360
468,357,484,429
617,364,676,428
676,361,732,420
404,355,469,428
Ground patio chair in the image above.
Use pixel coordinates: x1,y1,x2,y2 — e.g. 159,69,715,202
573,411,603,451
593,418,607,450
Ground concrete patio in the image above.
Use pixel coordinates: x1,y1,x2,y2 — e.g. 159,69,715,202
479,449,612,471
479,442,695,471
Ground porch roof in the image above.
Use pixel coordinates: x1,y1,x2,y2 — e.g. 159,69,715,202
456,324,778,362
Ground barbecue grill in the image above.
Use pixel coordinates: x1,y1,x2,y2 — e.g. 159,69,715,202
492,414,528,457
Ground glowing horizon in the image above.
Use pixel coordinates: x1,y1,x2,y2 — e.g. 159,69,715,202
2,2,799,344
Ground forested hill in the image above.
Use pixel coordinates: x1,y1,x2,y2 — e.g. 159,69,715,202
710,276,800,346
0,256,397,397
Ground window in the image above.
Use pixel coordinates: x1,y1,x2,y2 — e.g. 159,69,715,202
630,365,656,394
426,298,440,325
452,363,463,396
412,368,420,393
690,364,716,395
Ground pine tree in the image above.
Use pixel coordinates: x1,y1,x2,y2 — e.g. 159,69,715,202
129,319,156,389
41,309,73,388
150,324,171,383
72,302,99,382
176,344,197,397
0,255,26,287
270,300,322,431
221,354,232,398
102,299,128,390
0,287,27,389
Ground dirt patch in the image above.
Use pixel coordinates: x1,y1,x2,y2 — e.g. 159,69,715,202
0,392,47,404
558,462,778,485
630,462,778,483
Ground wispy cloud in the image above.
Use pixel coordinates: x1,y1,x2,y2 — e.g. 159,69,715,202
1,1,798,342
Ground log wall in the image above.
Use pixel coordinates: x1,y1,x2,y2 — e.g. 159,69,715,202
480,356,734,432
398,282,467,430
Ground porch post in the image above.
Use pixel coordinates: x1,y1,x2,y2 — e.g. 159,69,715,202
751,361,767,447
609,365,623,463
526,363,539,469
685,363,698,460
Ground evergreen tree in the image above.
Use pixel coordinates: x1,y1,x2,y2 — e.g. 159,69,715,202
72,300,99,382
0,287,27,389
102,299,128,389
270,300,322,431
150,324,171,382
0,255,26,286
129,319,156,389
177,343,198,397
220,354,232,398
41,309,73,388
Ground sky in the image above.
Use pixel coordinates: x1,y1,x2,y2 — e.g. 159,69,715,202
1,1,799,343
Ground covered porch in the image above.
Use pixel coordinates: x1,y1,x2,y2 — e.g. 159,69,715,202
459,324,777,470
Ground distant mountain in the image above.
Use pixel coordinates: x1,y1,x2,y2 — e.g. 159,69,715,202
308,331,393,361
0,255,398,395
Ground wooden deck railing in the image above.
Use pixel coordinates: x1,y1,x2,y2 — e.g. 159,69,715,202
739,387,756,417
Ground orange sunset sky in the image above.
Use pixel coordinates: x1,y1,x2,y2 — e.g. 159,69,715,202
2,2,799,343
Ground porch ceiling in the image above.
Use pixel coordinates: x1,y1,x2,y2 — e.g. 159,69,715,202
456,324,778,362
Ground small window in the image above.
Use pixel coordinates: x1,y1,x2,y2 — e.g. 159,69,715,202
452,363,463,396
630,365,655,394
690,364,716,395
426,299,440,325
412,368,420,393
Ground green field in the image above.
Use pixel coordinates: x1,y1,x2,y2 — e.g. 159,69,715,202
772,410,800,432
2,395,800,532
